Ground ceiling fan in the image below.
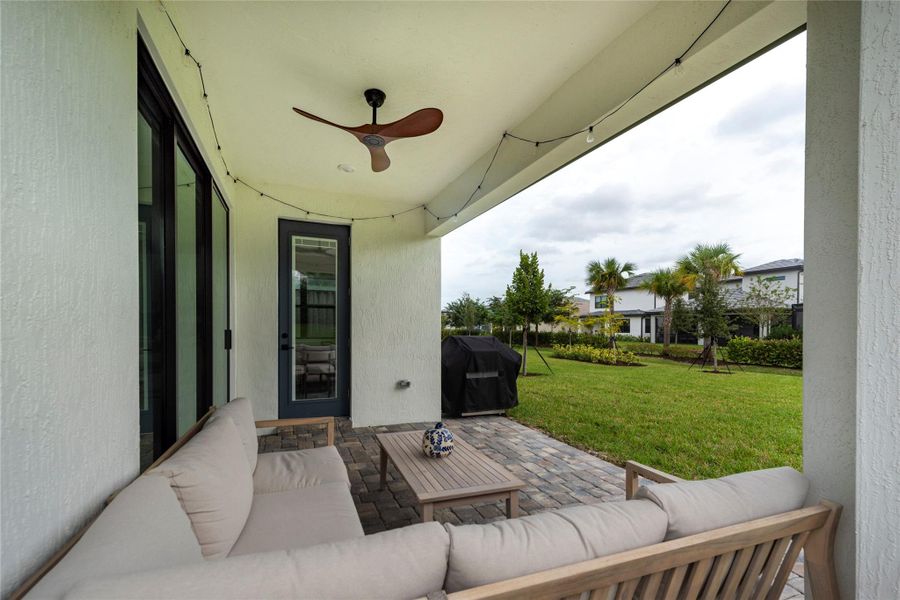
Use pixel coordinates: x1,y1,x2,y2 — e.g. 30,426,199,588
293,88,443,173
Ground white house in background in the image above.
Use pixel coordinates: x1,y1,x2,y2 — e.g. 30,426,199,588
587,258,804,342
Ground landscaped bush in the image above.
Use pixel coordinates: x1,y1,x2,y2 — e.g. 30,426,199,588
618,341,706,360
614,334,644,343
725,336,802,368
766,324,801,340
552,344,641,366
491,329,611,348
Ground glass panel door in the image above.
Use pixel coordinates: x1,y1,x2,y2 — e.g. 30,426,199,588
278,220,350,417
292,236,338,401
137,112,160,471
175,146,198,436
211,188,230,407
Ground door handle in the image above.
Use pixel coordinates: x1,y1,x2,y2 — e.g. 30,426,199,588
281,344,294,351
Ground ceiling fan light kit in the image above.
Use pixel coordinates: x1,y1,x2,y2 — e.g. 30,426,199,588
293,88,443,173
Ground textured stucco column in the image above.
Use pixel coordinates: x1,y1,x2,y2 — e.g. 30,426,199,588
804,2,900,597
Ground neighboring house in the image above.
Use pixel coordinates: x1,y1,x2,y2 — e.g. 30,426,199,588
586,258,804,343
538,295,590,332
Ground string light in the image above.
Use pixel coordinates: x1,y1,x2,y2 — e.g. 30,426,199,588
156,0,731,224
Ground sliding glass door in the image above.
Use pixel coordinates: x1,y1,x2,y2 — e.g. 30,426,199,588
138,37,231,469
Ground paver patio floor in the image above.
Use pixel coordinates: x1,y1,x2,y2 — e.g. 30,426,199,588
259,415,805,599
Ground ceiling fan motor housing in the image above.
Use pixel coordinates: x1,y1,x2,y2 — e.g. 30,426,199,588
364,88,386,109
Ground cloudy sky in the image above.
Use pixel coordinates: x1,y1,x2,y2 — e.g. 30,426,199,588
441,33,806,306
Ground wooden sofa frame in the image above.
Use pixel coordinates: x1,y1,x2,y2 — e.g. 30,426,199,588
445,461,841,600
10,409,335,600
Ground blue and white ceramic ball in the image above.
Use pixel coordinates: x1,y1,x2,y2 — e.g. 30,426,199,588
423,422,454,458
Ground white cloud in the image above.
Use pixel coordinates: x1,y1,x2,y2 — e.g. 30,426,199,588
441,32,807,305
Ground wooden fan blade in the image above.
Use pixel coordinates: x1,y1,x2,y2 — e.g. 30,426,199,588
369,145,391,172
376,108,443,139
292,107,364,134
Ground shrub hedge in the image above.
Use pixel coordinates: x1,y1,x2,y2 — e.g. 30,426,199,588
551,344,641,366
447,329,613,348
616,341,705,360
724,336,802,368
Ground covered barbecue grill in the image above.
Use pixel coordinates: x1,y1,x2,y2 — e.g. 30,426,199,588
441,336,522,417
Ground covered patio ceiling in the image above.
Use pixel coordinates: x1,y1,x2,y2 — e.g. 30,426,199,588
159,1,805,234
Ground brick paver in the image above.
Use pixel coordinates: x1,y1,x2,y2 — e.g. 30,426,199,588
259,415,804,595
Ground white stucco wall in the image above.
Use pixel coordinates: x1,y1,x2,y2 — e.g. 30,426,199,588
741,269,803,305
588,288,656,314
805,1,900,596
0,3,138,594
232,184,441,427
855,1,900,595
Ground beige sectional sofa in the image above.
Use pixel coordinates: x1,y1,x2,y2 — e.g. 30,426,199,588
25,399,836,599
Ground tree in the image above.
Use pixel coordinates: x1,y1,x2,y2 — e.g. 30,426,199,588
676,243,742,371
639,268,693,355
738,276,796,338
444,293,488,335
585,257,636,348
487,295,518,346
541,286,576,343
506,251,549,375
671,297,695,344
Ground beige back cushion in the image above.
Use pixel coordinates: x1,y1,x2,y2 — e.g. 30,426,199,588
149,416,253,559
444,499,667,592
636,466,810,540
66,523,450,600
28,475,202,600
208,397,258,472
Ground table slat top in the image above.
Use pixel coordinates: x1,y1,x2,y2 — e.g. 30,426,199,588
377,430,525,502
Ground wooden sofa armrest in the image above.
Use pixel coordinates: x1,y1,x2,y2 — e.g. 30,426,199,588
255,416,335,446
625,460,684,499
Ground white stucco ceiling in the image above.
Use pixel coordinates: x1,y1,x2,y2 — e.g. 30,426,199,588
166,1,657,205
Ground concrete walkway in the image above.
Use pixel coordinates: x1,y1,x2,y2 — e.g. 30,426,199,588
259,415,805,599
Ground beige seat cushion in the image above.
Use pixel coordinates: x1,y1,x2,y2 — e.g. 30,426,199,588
229,482,363,556
28,475,203,600
65,551,298,600
207,397,258,472
149,416,253,559
66,523,450,600
252,446,349,494
635,466,810,540
443,499,667,592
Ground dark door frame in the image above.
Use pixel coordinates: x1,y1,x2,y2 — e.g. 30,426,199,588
278,219,351,418
138,36,230,458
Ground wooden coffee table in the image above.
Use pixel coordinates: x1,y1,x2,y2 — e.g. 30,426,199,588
376,430,525,522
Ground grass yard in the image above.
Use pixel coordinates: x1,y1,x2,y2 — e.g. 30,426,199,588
508,352,802,479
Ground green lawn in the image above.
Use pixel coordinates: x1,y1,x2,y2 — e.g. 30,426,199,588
508,352,802,479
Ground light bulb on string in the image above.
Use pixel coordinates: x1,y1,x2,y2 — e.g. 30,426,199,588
585,126,595,144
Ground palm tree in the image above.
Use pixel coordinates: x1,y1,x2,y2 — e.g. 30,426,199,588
676,243,742,371
586,257,636,347
676,242,742,284
640,268,693,355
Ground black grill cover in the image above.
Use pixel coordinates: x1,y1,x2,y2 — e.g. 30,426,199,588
441,336,522,416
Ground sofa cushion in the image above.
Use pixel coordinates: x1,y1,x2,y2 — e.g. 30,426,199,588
28,475,202,600
207,397,258,472
252,446,349,494
149,415,253,559
443,499,667,593
65,551,298,600
635,466,810,540
66,523,449,600
229,482,363,556
283,522,449,599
